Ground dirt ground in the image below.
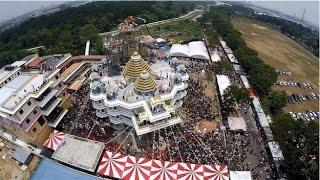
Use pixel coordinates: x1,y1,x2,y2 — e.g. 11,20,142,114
194,120,217,133
232,18,319,112
0,138,40,180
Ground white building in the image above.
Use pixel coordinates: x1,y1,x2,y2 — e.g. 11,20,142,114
90,52,189,136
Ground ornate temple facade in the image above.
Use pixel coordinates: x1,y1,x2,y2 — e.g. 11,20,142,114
90,52,189,135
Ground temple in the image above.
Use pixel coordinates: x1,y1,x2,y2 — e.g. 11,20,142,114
90,51,189,136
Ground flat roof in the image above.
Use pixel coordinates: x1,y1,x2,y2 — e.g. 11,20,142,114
230,171,252,180
0,73,45,110
228,116,247,131
31,158,101,180
252,97,270,127
11,61,27,67
52,135,105,172
216,74,231,96
12,146,32,164
268,141,284,161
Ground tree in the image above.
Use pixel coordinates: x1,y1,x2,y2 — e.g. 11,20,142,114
213,60,231,74
224,31,246,50
0,1,196,67
271,113,319,180
262,90,287,114
223,85,251,114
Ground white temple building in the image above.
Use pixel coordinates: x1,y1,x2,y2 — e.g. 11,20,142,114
90,52,189,136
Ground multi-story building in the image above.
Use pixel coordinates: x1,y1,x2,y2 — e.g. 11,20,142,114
90,51,189,136
0,54,72,146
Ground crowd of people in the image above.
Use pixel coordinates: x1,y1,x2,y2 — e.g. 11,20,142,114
55,58,276,179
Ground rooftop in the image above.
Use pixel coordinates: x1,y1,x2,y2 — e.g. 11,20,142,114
31,158,102,180
91,56,186,104
12,146,32,164
0,73,46,111
52,135,105,172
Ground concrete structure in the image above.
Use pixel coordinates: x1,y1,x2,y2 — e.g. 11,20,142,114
90,52,189,136
0,54,72,146
52,135,105,172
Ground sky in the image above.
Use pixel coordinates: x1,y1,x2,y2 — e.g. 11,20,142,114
249,1,319,27
0,1,65,22
0,1,319,27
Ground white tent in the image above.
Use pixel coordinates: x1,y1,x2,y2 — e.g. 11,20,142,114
240,75,250,88
230,171,252,180
189,41,210,60
156,38,166,43
216,74,231,96
219,40,227,48
211,51,221,62
268,141,284,161
170,44,189,58
228,116,247,131
227,53,238,63
252,97,270,127
170,41,209,60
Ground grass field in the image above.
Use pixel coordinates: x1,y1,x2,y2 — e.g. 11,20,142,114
232,17,319,112
140,20,202,44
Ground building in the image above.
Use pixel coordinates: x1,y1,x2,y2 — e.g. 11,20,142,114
0,54,72,146
32,158,103,180
52,135,105,172
90,51,189,136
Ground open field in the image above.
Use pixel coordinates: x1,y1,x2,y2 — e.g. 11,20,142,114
232,18,319,112
141,20,202,44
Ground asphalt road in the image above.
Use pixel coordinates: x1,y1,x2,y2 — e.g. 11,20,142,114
99,9,204,36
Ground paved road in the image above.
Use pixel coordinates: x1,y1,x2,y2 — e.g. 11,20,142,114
99,9,204,36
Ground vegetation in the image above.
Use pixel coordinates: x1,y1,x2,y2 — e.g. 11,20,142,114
271,113,319,180
0,1,196,68
223,85,251,114
231,4,319,57
261,91,287,114
199,6,278,98
201,5,318,179
145,19,202,43
212,60,231,74
203,29,219,46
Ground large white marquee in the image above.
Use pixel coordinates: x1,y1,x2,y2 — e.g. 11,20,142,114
170,41,210,60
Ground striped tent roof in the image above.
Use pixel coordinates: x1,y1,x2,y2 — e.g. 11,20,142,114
43,130,65,150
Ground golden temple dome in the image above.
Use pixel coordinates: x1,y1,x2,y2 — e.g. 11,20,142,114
123,51,151,80
134,70,156,95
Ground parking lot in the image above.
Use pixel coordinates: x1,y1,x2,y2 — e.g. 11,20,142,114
274,69,319,118
289,111,320,122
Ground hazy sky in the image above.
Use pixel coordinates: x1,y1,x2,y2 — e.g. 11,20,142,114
0,1,319,27
250,1,319,27
0,1,65,22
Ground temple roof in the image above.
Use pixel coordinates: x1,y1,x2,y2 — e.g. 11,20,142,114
134,71,156,94
122,51,151,80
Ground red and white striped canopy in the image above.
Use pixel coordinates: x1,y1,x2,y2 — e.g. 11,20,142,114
122,156,152,180
150,160,178,180
177,163,204,180
203,164,229,180
97,151,127,178
43,130,65,150
96,151,229,180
